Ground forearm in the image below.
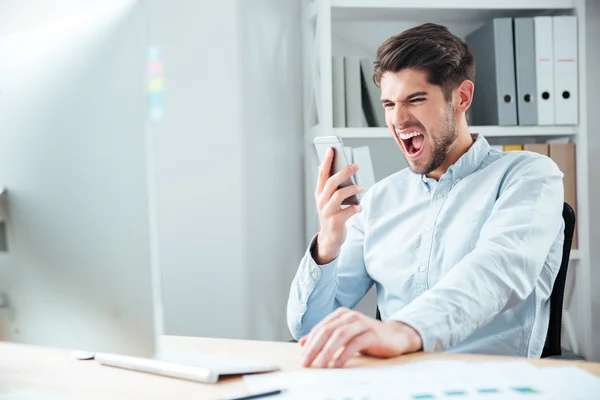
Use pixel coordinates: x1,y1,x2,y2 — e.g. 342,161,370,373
389,247,523,352
391,208,562,351
287,224,373,340
287,243,340,340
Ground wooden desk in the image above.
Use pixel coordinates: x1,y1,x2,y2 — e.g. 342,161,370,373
1,336,599,399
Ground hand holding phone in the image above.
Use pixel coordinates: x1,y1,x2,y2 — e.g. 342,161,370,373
314,136,362,205
312,136,365,264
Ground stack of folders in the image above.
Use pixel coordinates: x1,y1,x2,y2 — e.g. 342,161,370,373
466,16,578,126
491,142,578,249
332,56,386,128
343,146,377,190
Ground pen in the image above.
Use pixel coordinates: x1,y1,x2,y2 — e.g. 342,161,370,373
220,389,285,400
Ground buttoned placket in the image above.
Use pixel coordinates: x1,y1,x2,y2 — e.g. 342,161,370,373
414,173,454,294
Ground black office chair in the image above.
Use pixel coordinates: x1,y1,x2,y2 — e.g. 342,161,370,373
542,201,575,357
375,202,576,358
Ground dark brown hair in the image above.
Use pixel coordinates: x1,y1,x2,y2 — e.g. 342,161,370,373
373,23,475,101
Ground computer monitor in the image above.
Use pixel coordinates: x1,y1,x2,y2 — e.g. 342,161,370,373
0,1,161,357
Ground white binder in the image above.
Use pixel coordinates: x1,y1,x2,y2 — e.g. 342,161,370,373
332,55,346,128
466,18,517,126
514,18,537,125
534,16,554,125
344,56,366,127
360,57,386,127
553,16,578,125
352,146,376,190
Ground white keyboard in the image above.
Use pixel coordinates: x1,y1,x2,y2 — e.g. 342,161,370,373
95,350,280,384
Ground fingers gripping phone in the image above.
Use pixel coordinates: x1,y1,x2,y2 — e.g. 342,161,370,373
314,136,361,206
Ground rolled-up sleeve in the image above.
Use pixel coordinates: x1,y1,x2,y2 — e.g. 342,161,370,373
287,200,374,340
389,155,564,352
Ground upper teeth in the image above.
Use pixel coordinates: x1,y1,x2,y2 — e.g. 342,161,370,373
398,131,423,140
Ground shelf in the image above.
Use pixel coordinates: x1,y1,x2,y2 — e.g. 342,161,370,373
468,125,578,137
331,0,575,21
311,126,578,139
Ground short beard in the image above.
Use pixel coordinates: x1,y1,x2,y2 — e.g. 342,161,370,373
409,103,457,176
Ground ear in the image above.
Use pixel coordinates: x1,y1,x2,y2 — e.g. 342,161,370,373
454,80,474,116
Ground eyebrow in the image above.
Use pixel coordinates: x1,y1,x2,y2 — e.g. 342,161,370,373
380,91,428,105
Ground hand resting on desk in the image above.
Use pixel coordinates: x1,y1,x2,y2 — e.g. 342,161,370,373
299,307,422,368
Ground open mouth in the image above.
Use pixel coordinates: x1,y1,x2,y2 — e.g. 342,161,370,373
398,131,425,158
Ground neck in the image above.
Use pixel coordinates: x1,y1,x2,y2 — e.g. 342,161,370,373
426,118,473,181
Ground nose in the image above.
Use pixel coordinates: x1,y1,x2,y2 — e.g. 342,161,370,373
390,104,411,130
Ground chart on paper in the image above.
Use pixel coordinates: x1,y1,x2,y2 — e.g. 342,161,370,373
280,384,547,400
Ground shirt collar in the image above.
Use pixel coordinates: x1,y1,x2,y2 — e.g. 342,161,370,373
417,134,490,190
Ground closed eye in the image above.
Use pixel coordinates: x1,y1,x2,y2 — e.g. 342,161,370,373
409,97,425,103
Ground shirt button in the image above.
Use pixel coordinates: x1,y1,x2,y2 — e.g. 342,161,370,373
435,341,443,352
418,266,426,272
455,178,461,183
472,323,478,330
311,271,318,279
436,192,444,199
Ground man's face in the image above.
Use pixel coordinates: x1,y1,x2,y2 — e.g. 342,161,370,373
380,69,457,176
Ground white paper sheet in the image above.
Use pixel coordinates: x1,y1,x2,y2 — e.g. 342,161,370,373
242,360,600,400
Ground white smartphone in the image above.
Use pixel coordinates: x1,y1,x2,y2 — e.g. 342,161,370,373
313,136,361,206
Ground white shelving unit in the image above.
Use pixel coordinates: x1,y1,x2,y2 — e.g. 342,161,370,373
302,0,593,359
307,125,578,141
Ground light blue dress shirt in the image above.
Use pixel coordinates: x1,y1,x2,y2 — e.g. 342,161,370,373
288,134,565,357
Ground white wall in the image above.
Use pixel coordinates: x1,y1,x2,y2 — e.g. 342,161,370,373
148,0,304,341
585,0,600,362
146,0,248,339
239,0,305,341
0,0,305,343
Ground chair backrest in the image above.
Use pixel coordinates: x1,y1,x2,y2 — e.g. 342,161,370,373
375,202,576,358
542,202,576,357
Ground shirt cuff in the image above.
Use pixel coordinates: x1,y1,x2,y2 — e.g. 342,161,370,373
388,306,447,353
301,234,338,289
